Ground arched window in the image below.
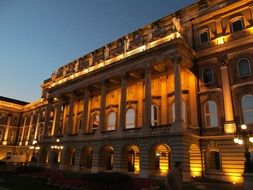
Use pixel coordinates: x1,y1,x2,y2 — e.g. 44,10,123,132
107,112,116,131
151,104,158,126
203,68,213,84
204,101,218,128
242,95,253,124
172,101,186,122
126,109,135,129
207,151,221,171
91,115,99,130
237,58,251,77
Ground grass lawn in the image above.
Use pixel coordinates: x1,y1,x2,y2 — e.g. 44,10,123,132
0,173,59,190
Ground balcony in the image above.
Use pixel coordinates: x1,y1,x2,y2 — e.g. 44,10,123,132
150,124,172,134
198,0,240,17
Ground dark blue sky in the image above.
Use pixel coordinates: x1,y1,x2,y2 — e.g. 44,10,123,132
0,0,197,102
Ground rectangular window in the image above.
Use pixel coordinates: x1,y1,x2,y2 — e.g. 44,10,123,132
208,151,221,171
231,19,243,33
199,31,209,44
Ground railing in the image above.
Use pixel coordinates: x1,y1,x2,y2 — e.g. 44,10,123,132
150,124,172,134
44,23,181,89
122,128,141,137
198,0,240,17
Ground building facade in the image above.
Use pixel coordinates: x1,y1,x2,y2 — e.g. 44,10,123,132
1,0,253,184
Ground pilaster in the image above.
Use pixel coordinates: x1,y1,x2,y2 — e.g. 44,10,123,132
218,55,236,134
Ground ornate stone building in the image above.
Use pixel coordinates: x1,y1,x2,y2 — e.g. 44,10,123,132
1,0,253,184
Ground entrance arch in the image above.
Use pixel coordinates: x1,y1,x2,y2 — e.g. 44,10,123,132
80,146,93,170
127,145,140,173
189,144,202,177
154,144,171,175
99,145,114,171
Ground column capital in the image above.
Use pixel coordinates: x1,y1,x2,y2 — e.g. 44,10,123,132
218,54,228,67
171,55,182,64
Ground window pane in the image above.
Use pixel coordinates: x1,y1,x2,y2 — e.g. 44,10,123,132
200,31,209,44
232,20,243,32
238,59,251,77
126,109,135,129
108,112,116,130
208,151,221,170
151,105,158,126
242,95,253,124
203,68,213,84
92,115,99,129
205,101,218,127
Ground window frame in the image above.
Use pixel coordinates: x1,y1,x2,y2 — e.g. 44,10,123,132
151,104,159,126
125,108,136,129
237,58,252,77
204,100,219,128
207,151,222,171
199,30,210,44
231,18,244,33
202,67,214,85
107,111,117,131
91,114,99,130
241,94,253,124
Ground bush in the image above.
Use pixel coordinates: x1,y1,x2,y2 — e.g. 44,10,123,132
15,165,47,174
82,172,133,190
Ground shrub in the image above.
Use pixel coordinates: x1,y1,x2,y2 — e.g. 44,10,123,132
82,172,133,190
15,165,47,174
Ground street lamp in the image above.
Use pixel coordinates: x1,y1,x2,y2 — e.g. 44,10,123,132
29,139,40,162
233,124,253,173
51,138,63,150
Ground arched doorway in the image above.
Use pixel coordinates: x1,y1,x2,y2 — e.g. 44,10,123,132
80,146,93,170
127,145,140,173
99,145,114,171
154,144,170,175
189,144,202,177
65,147,76,167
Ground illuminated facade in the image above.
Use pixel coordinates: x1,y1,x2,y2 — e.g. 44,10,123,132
1,0,253,183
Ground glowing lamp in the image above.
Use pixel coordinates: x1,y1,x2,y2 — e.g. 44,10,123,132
238,139,244,145
241,124,247,130
233,137,239,144
217,37,225,45
249,137,253,143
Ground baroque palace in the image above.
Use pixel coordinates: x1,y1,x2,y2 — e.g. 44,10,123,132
1,0,253,184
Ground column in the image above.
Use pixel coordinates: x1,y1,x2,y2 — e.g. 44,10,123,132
99,80,107,131
143,66,152,127
53,98,63,136
118,74,126,130
3,115,11,145
160,76,168,125
67,93,75,135
34,112,41,140
26,113,34,144
219,56,236,133
43,98,53,137
19,116,26,145
82,88,90,133
172,56,185,132
137,82,143,127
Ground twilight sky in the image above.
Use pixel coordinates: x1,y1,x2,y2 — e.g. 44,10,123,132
0,0,197,102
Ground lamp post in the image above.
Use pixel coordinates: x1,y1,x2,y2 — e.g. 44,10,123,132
29,139,40,162
233,124,253,173
51,139,63,164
